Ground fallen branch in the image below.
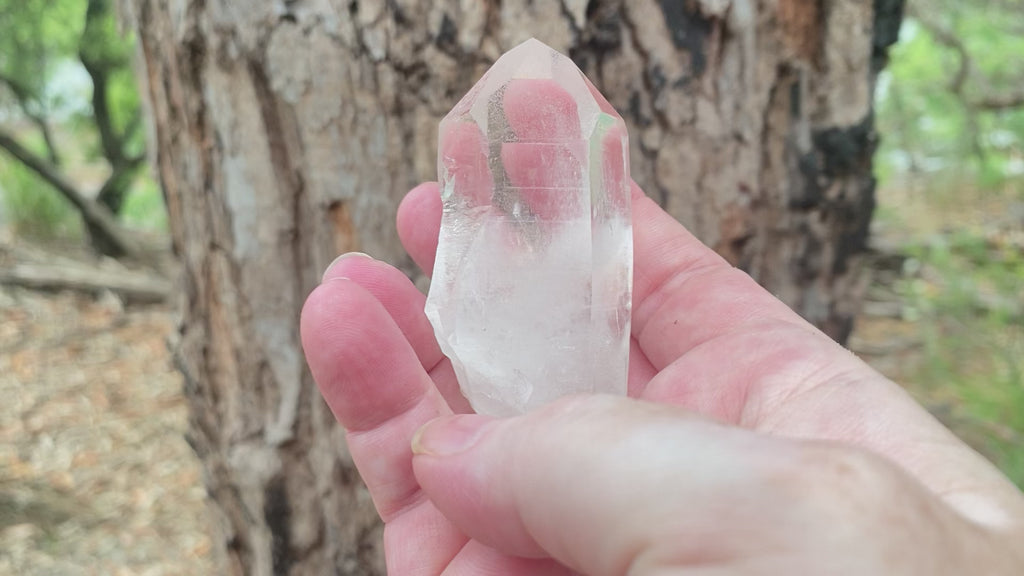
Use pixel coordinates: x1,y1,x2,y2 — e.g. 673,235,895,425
0,261,171,304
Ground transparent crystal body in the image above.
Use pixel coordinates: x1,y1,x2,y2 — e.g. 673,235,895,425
425,38,632,417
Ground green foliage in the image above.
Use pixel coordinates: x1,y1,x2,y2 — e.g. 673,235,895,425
875,0,1024,486
900,229,1024,487
0,157,82,240
0,0,87,113
120,173,168,232
875,1,1024,188
0,0,154,236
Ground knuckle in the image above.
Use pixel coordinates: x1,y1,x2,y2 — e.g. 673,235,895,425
763,443,900,521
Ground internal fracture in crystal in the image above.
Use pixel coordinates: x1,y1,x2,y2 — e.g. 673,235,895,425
425,38,633,416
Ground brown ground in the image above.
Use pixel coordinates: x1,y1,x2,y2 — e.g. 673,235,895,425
0,276,216,574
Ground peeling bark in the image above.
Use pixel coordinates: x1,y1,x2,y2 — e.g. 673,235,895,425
125,0,902,573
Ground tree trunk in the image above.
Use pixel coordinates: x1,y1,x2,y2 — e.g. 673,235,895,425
125,0,903,573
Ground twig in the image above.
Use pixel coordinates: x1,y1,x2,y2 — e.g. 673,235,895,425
0,261,170,303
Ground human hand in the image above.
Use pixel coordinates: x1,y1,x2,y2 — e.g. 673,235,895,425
300,86,1024,574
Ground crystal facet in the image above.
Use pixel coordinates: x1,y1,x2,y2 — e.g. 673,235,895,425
425,38,633,417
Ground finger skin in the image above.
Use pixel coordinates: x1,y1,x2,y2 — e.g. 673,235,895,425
397,182,443,277
322,255,471,412
413,396,772,573
323,255,444,370
503,79,581,141
300,279,451,519
440,540,571,576
412,396,1012,576
301,279,474,573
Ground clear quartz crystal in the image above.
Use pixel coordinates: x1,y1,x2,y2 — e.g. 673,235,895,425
425,38,632,417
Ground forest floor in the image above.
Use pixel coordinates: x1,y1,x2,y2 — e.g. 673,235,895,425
0,239,216,575
0,185,1021,574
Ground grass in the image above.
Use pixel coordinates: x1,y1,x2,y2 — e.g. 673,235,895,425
887,179,1024,487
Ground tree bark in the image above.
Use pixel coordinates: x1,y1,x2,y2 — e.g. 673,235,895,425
125,0,902,573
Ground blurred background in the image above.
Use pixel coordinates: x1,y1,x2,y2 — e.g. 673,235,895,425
0,0,1021,573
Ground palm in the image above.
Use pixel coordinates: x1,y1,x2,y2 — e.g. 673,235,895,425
301,88,1018,574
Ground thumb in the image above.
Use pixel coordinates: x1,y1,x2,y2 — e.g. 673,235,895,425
410,396,813,575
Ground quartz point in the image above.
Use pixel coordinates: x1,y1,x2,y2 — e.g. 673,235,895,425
425,38,632,417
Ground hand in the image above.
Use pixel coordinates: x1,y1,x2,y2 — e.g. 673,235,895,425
300,91,1024,575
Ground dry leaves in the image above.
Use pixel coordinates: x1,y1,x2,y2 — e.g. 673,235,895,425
0,284,217,575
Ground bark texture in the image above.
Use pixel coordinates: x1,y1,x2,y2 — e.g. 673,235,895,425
126,0,902,573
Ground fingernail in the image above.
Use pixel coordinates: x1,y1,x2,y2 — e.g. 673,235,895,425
322,252,373,282
412,415,494,457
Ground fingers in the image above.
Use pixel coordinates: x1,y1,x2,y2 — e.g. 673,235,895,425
411,396,986,576
323,254,444,370
397,182,442,277
411,396,763,574
321,254,470,412
382,499,466,576
440,540,572,576
503,79,581,141
300,279,451,519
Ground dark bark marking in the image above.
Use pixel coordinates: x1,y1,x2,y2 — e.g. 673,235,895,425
656,0,711,78
387,0,410,26
832,175,876,276
829,315,856,347
872,0,905,73
715,201,754,269
793,222,823,283
650,65,667,95
628,91,651,127
793,150,824,209
793,116,877,277
812,116,876,179
247,56,310,320
585,0,622,50
264,475,292,576
568,0,621,76
789,78,801,119
558,0,583,41
436,13,458,50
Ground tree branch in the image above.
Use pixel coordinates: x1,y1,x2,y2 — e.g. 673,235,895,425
907,8,971,95
973,91,1024,111
0,261,170,304
0,127,138,257
910,9,1024,113
0,73,62,165
96,152,146,213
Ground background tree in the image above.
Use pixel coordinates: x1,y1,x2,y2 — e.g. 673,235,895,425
0,0,146,256
876,0,1024,184
124,0,903,573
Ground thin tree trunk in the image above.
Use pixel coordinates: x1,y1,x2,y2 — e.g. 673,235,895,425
125,0,903,573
